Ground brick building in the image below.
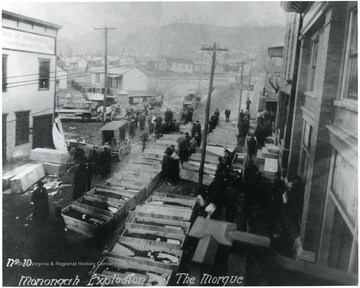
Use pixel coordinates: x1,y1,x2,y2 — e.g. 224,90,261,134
279,1,357,276
2,11,62,162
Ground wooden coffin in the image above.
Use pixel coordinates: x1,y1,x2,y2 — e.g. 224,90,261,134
30,148,70,165
263,158,278,180
179,168,213,186
145,194,196,211
113,171,158,183
189,153,219,165
104,182,147,205
10,163,45,193
107,236,183,271
130,159,162,168
135,204,192,222
62,204,111,237
152,192,197,207
183,161,216,175
91,255,172,286
84,188,135,211
72,196,125,220
108,177,145,190
126,163,160,174
42,162,68,176
130,209,188,223
129,213,191,234
121,225,184,250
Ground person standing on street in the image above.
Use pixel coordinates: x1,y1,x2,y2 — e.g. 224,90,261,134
31,181,49,223
246,97,251,111
141,131,149,153
225,108,231,123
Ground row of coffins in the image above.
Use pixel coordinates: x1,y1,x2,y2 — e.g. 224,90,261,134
90,190,198,285
61,131,179,238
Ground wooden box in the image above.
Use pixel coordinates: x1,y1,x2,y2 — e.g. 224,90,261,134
145,194,196,211
30,148,70,165
10,163,45,193
129,213,190,234
62,204,111,237
42,162,68,176
89,186,136,212
134,204,192,222
121,226,185,250
91,255,172,286
104,182,148,205
107,236,183,271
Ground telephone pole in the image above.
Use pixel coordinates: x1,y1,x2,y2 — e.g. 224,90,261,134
94,26,116,123
155,24,165,94
198,49,204,92
238,61,245,122
198,43,228,187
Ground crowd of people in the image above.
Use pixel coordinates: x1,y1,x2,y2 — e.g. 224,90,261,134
194,149,305,256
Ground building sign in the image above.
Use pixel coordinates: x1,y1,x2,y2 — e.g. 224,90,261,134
2,28,55,55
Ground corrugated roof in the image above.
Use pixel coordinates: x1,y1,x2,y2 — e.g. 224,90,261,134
100,120,128,131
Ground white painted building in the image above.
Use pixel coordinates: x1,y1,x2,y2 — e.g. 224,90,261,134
2,10,62,162
85,64,148,93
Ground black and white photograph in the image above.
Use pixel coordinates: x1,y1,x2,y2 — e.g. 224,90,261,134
1,1,358,286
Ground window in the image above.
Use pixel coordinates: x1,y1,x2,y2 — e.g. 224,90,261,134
39,59,50,90
2,55,7,92
308,38,319,91
95,73,100,83
15,111,30,145
343,9,358,99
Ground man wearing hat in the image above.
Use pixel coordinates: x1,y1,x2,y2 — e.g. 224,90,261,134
31,181,49,222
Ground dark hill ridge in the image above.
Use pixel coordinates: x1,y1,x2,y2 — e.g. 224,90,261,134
59,23,285,57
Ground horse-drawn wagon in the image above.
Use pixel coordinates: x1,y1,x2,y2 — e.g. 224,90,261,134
100,120,131,161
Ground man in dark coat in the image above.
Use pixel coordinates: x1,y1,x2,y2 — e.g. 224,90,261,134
139,113,146,131
140,132,149,153
164,108,173,124
31,181,49,222
286,175,305,237
186,109,193,123
129,120,136,139
195,120,201,135
162,148,172,184
247,136,257,159
246,97,251,111
225,108,231,123
73,164,88,200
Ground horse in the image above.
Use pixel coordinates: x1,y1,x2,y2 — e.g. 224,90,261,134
97,104,121,121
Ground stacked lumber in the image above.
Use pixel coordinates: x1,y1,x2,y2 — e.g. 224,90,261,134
30,148,70,176
91,192,197,285
10,163,45,193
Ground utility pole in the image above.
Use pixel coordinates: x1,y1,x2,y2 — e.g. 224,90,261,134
246,58,253,108
94,26,116,123
248,59,253,86
238,61,245,122
198,43,228,187
155,24,164,95
198,49,204,93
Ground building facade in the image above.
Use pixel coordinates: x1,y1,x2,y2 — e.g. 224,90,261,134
280,1,357,276
159,57,194,73
85,64,148,93
2,10,61,162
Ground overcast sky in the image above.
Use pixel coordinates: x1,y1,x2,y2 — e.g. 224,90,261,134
2,2,286,36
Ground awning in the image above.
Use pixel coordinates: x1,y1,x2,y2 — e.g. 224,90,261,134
108,74,121,78
100,120,128,131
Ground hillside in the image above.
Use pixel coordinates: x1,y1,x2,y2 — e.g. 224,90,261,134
58,23,285,57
